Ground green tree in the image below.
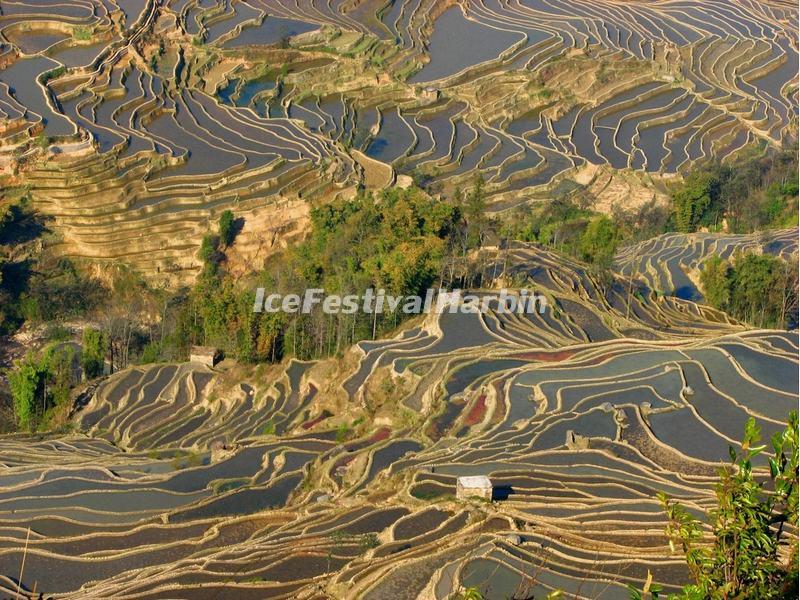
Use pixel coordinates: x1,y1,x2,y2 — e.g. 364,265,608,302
656,413,798,599
199,233,219,263
667,150,797,234
82,327,108,379
20,258,106,323
672,171,720,232
699,252,797,329
218,210,236,248
43,344,76,407
458,588,484,600
8,354,46,430
463,176,489,249
699,254,731,310
501,195,594,257
198,233,223,276
359,532,380,553
580,215,619,267
275,185,463,356
728,253,795,328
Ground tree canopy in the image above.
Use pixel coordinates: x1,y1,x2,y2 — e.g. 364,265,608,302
700,252,798,329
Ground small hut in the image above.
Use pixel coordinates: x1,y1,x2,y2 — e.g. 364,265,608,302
456,475,493,500
421,86,439,102
189,346,220,367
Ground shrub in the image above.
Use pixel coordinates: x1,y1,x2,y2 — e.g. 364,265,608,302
335,423,351,442
8,345,77,430
580,215,619,267
73,26,92,41
648,413,798,599
82,328,108,379
218,210,236,248
700,252,797,328
8,355,46,430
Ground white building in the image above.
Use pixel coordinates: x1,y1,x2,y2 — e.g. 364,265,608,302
456,475,493,500
189,346,220,367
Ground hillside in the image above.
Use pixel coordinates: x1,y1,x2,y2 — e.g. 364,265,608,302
0,242,796,598
0,0,797,282
0,0,798,598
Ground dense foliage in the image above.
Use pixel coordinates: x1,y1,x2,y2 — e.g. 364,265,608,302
218,209,236,248
1,149,797,438
8,355,44,430
700,251,798,329
639,413,798,600
81,328,108,379
502,194,621,266
0,193,107,335
186,186,467,361
20,257,107,323
0,194,39,334
672,170,721,232
669,149,798,234
9,344,77,430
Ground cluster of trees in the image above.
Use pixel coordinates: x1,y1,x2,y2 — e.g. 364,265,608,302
9,344,76,430
0,194,37,334
496,150,798,328
183,185,474,362
27,186,482,371
1,216,175,430
1,180,638,396
502,193,622,292
82,328,109,378
279,185,463,357
3,207,252,422
19,257,107,324
6,152,795,378
510,150,795,261
670,148,798,234
0,192,108,336
8,327,108,430
700,250,798,329
3,148,798,428
499,148,798,262
5,144,796,363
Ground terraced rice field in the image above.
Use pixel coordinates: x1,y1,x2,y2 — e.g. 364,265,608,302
615,227,798,300
0,0,797,281
1,237,796,598
1,1,798,597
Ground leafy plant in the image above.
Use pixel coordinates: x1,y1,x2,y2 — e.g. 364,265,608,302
218,210,236,248
654,412,798,599
8,354,46,430
358,532,379,553
627,571,663,599
73,26,92,41
700,252,797,329
8,344,79,430
335,422,351,442
82,327,108,379
261,419,275,436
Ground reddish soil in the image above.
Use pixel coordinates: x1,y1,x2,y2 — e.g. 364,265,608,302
367,427,391,444
301,410,331,430
463,395,487,426
511,349,576,361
